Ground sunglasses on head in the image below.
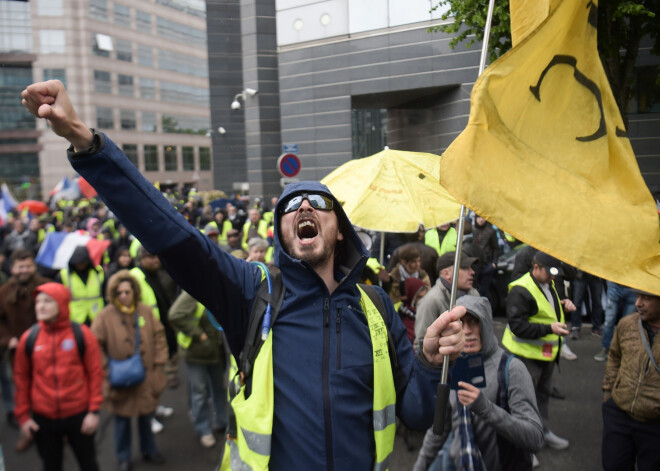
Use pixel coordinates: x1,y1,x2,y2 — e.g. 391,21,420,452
280,193,334,215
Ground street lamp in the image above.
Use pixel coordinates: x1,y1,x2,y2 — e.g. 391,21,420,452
231,88,258,110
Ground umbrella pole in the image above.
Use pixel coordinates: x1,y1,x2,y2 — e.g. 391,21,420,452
379,232,385,287
433,0,495,435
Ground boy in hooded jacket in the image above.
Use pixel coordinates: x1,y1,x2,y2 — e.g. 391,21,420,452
13,282,104,471
21,80,467,471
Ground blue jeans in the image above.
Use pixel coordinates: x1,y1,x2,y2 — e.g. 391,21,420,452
114,413,158,462
601,282,637,351
571,274,604,330
187,361,228,436
0,351,14,415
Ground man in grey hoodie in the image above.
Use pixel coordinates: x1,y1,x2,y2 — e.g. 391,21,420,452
417,295,543,471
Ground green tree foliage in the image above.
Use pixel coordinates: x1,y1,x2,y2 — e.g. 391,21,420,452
430,0,659,119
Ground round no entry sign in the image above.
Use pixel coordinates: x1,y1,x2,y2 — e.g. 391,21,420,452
277,153,301,178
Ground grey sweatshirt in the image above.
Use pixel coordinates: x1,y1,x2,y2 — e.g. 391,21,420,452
449,296,544,470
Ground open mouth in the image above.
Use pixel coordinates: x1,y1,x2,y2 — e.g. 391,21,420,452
297,219,318,243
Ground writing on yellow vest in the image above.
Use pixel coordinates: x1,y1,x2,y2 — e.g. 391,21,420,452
60,267,105,324
220,286,396,471
501,272,564,361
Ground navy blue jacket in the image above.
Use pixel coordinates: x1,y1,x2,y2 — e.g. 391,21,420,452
69,133,444,470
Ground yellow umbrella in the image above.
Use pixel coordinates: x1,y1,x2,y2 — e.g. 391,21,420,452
321,147,462,233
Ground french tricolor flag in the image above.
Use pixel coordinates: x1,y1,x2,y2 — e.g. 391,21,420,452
35,231,111,269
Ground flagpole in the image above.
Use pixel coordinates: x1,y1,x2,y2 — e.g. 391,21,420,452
434,0,497,434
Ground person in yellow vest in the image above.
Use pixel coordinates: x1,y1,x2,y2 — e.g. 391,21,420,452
169,291,228,449
424,220,472,257
20,80,468,471
56,246,104,325
241,209,268,250
211,208,233,246
501,251,576,458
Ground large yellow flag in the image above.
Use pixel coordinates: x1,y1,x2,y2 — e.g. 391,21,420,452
439,0,660,295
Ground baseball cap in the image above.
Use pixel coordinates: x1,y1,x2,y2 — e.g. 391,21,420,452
534,251,563,276
436,251,478,272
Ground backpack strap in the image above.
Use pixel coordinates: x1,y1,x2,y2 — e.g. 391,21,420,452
239,269,285,383
26,322,86,361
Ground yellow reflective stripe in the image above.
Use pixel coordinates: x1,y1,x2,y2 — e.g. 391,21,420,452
177,331,192,349
241,427,271,456
373,403,396,432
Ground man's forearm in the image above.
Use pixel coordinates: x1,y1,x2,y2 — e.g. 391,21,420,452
65,121,94,151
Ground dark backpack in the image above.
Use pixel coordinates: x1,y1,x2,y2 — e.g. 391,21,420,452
25,322,86,363
495,351,533,471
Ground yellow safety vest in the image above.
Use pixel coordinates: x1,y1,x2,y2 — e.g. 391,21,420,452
130,267,160,320
207,220,233,246
220,286,397,471
501,272,564,361
60,267,105,324
242,219,269,250
425,226,457,256
129,239,141,259
176,302,206,349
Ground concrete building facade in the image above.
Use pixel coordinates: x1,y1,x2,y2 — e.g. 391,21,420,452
0,0,214,199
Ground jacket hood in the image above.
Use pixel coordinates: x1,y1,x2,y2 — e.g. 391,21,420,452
455,295,499,359
34,282,71,325
272,181,368,282
68,245,91,267
403,277,427,308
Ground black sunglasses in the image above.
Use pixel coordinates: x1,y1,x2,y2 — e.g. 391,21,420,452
280,193,334,215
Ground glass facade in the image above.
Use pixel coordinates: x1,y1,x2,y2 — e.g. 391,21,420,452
351,109,387,159
182,146,194,170
96,106,114,129
158,49,207,77
118,74,134,97
136,10,151,33
0,153,40,198
43,68,67,87
164,145,178,171
144,145,158,171
142,111,157,132
90,0,108,21
199,147,210,170
92,32,111,57
0,66,35,131
40,30,66,54
156,0,205,19
113,3,130,26
139,78,155,99
120,109,136,130
116,39,132,62
38,0,64,16
122,144,138,167
94,70,111,93
162,114,208,135
137,44,153,67
156,16,205,47
0,0,32,53
160,81,209,107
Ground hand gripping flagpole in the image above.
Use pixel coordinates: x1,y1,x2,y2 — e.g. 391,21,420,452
433,0,496,434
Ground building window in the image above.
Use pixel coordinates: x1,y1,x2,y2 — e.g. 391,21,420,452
144,145,158,171
351,109,387,159
156,17,206,47
120,110,136,130
139,78,156,99
92,33,112,57
93,70,112,93
136,10,151,33
90,0,108,21
116,39,132,62
164,145,178,171
118,74,134,97
156,0,206,19
158,49,207,77
162,114,209,135
142,112,157,132
137,44,153,67
0,66,36,131
40,30,66,54
0,0,32,53
113,3,130,26
122,144,138,167
38,0,63,16
96,107,114,129
199,147,210,171
160,81,209,107
182,146,194,171
631,66,660,113
43,68,67,87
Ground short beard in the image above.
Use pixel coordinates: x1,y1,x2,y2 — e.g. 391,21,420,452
283,240,335,269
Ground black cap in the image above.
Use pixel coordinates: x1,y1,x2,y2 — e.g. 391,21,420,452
436,251,478,272
534,252,563,276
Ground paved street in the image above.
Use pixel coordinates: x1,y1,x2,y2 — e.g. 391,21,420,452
2,317,606,470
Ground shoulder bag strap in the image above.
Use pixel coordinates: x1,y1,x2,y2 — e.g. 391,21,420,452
638,317,660,375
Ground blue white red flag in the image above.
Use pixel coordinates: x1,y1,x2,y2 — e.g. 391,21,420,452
35,230,110,269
